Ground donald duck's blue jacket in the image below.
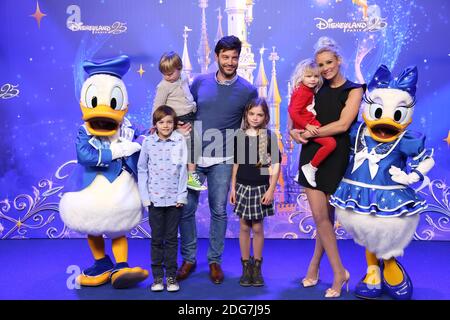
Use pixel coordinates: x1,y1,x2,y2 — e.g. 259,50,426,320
69,118,147,192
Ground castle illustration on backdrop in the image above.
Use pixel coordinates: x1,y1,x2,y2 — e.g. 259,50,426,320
181,0,302,216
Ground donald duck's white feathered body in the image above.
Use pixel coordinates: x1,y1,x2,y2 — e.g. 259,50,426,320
330,65,434,300
60,118,143,239
59,55,148,288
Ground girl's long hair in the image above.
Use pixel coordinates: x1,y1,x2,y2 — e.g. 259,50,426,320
242,97,272,168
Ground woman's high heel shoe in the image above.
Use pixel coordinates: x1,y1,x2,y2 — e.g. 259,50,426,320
301,269,319,288
324,269,350,298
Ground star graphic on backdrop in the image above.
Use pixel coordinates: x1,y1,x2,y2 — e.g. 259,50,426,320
444,130,450,146
137,64,145,77
30,1,47,28
334,220,342,229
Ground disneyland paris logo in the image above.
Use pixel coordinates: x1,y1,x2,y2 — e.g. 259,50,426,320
66,5,127,34
314,16,387,32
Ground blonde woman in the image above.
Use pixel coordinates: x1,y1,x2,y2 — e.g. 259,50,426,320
290,37,365,298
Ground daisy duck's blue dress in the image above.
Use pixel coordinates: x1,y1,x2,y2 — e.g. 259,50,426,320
331,64,434,300
330,122,433,261
330,122,432,218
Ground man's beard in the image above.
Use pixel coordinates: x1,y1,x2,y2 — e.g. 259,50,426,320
218,64,237,79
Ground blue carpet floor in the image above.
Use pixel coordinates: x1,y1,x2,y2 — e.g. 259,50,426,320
0,239,449,300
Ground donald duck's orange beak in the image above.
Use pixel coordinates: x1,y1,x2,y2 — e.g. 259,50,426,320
80,103,128,137
363,114,411,143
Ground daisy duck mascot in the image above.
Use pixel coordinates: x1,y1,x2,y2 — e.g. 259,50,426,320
59,55,149,288
330,65,434,300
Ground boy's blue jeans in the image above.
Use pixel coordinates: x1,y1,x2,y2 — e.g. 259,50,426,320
179,163,232,265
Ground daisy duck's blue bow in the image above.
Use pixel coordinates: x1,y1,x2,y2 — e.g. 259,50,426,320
368,65,418,97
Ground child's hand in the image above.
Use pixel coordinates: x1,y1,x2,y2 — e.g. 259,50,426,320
229,188,236,205
306,124,319,136
261,190,274,205
177,121,192,137
176,203,184,208
302,130,313,140
289,129,308,144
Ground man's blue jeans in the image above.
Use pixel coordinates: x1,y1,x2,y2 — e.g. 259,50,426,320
179,163,232,265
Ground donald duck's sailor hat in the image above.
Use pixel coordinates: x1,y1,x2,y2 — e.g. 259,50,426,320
83,55,130,79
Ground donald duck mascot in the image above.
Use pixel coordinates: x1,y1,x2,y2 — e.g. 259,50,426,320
330,65,434,300
59,55,149,289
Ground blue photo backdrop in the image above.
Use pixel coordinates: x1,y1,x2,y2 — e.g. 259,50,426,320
1,0,449,239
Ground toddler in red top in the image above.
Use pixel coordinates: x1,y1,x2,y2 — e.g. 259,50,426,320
288,59,336,187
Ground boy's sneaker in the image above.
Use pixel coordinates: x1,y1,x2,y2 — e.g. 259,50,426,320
166,276,180,292
150,277,164,292
187,172,207,191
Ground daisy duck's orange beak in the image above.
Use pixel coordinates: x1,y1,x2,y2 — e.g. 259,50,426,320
363,114,411,143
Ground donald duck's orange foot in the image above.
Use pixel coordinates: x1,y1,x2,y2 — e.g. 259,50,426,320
77,272,112,287
76,255,114,287
110,263,149,289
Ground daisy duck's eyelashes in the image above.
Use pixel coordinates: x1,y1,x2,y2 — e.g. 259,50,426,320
366,103,409,123
363,93,375,105
363,93,416,110
363,90,415,125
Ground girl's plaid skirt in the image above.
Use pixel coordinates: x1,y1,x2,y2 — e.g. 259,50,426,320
234,183,274,221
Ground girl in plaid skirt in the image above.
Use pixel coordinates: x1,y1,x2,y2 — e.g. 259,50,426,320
230,97,281,287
